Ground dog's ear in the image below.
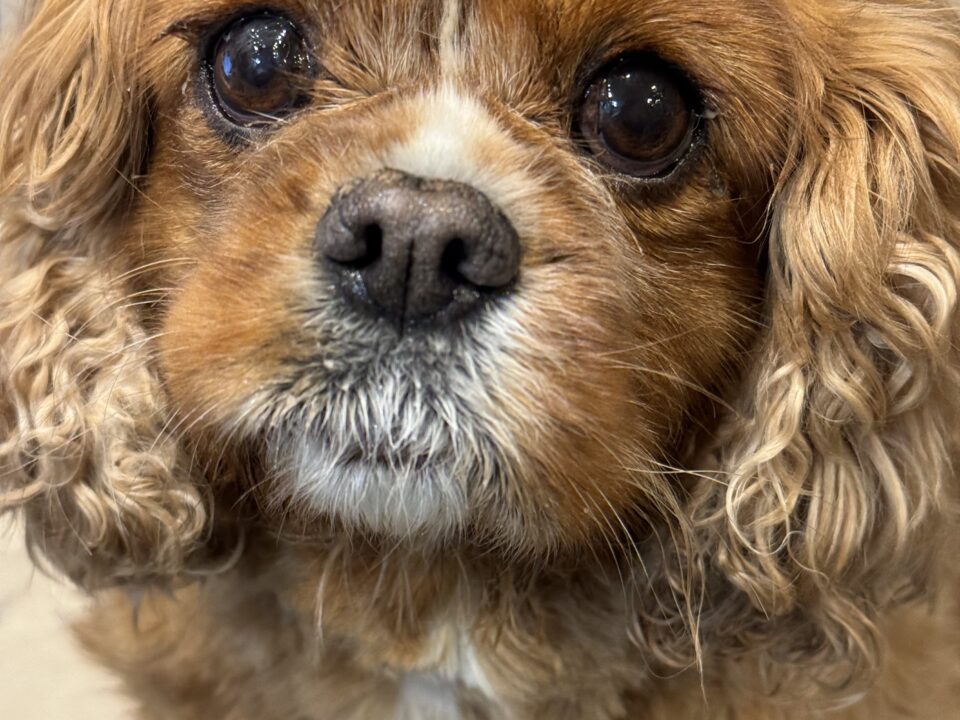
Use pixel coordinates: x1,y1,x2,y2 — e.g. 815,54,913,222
0,0,150,231
696,3,960,684
0,0,207,588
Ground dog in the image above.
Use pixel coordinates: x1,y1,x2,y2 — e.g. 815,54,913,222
1,0,959,717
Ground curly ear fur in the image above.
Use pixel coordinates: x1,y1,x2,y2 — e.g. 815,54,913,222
0,0,206,587
0,0,148,231
691,1,960,691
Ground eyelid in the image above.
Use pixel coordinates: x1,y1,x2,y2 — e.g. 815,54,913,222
159,10,231,43
162,6,318,51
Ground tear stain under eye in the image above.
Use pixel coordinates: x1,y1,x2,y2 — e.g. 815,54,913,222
700,103,723,196
708,163,728,198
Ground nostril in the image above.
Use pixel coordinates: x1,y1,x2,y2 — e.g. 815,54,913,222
356,223,384,267
326,221,384,269
440,230,521,292
440,237,468,285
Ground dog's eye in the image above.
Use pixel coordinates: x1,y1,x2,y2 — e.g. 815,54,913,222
210,15,312,126
578,53,701,178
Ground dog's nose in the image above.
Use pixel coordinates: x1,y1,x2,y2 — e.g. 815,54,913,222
316,170,521,329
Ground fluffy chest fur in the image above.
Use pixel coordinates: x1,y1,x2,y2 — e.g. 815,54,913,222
75,545,960,720
76,546,645,720
392,628,497,720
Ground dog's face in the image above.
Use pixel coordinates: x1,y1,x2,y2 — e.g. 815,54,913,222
130,0,784,549
2,0,959,686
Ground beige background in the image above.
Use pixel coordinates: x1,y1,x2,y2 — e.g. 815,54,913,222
0,524,133,720
0,4,131,720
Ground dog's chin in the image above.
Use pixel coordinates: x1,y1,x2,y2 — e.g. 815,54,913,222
260,354,513,538
250,306,525,539
288,440,470,537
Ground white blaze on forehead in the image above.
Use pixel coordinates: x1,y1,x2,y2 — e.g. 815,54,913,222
383,85,541,237
439,0,463,75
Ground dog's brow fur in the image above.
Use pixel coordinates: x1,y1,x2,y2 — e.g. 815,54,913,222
439,0,463,74
0,0,959,718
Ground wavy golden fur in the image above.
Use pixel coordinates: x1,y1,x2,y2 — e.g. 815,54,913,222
0,0,209,586
1,0,959,718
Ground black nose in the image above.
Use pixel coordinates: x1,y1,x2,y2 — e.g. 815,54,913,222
315,170,521,329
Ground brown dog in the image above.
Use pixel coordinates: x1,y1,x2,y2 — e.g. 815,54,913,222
1,1,959,717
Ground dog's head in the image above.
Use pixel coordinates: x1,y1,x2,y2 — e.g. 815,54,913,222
2,0,958,687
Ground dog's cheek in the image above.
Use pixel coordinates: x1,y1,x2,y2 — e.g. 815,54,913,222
158,253,305,430
482,186,760,546
132,104,414,436
151,189,321,435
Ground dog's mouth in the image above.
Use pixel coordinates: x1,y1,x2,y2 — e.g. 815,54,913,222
339,443,438,473
251,329,515,537
277,427,478,538
218,233,531,538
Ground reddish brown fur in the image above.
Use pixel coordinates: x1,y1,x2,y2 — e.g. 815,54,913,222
1,0,959,717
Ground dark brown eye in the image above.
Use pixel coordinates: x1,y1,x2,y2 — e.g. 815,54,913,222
210,15,312,126
579,53,702,178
